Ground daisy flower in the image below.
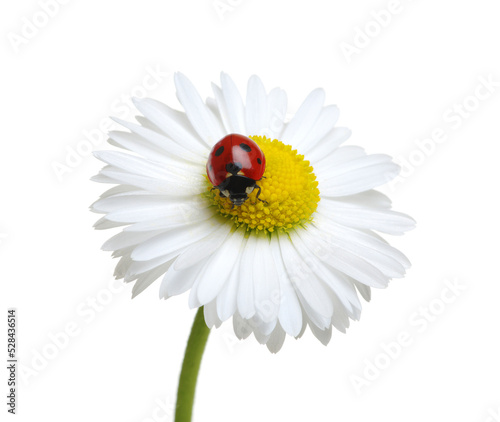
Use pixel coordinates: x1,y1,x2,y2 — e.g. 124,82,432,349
92,72,414,353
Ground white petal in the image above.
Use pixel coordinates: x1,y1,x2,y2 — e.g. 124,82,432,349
314,145,367,181
295,308,308,339
98,168,205,196
204,300,221,328
210,84,231,133
320,161,400,197
290,229,361,314
134,115,162,132
281,88,325,147
114,201,213,226
219,72,246,133
102,229,164,251
324,217,411,269
326,189,392,209
330,293,353,331
306,127,352,165
336,232,405,278
253,325,272,345
299,105,340,153
319,198,416,235
91,172,120,184
319,153,395,179
309,322,332,346
266,323,287,353
92,193,204,213
131,261,173,298
113,249,133,279
94,150,204,185
237,235,255,319
265,87,287,140
112,245,134,259
111,117,203,163
205,96,223,126
96,184,140,200
278,231,333,328
123,207,213,232
131,218,220,261
160,256,209,299
108,131,174,165
245,75,267,136
94,195,210,223
174,221,232,271
216,249,242,321
93,216,127,230
312,219,406,278
352,278,371,301
252,234,280,325
251,314,278,339
126,252,184,281
196,227,245,305
233,312,253,339
269,235,303,336
300,225,389,288
132,97,208,156
174,72,225,145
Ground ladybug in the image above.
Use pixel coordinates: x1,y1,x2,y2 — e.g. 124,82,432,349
206,134,266,206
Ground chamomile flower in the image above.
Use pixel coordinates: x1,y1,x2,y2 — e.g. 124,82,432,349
92,72,414,353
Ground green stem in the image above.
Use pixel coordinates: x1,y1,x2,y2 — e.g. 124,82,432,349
174,306,210,422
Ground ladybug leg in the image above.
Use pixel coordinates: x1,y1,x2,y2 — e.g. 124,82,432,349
255,185,268,204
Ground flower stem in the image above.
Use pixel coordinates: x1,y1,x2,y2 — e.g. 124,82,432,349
174,306,210,422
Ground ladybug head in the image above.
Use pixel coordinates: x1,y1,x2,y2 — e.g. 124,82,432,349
218,187,249,206
228,192,248,207
218,175,257,207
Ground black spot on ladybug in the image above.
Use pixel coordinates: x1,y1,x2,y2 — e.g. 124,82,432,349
257,158,262,164
226,162,242,175
239,143,252,152
215,146,224,156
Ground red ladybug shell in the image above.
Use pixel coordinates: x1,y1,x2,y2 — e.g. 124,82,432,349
206,134,266,187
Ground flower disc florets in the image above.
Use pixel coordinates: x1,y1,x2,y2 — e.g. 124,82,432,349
207,135,320,232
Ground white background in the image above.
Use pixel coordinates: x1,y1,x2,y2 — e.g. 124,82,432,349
2,0,500,421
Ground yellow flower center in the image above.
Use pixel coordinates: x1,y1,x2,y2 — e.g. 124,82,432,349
205,135,320,232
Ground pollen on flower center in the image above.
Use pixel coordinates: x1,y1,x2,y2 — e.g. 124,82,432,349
206,135,320,232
